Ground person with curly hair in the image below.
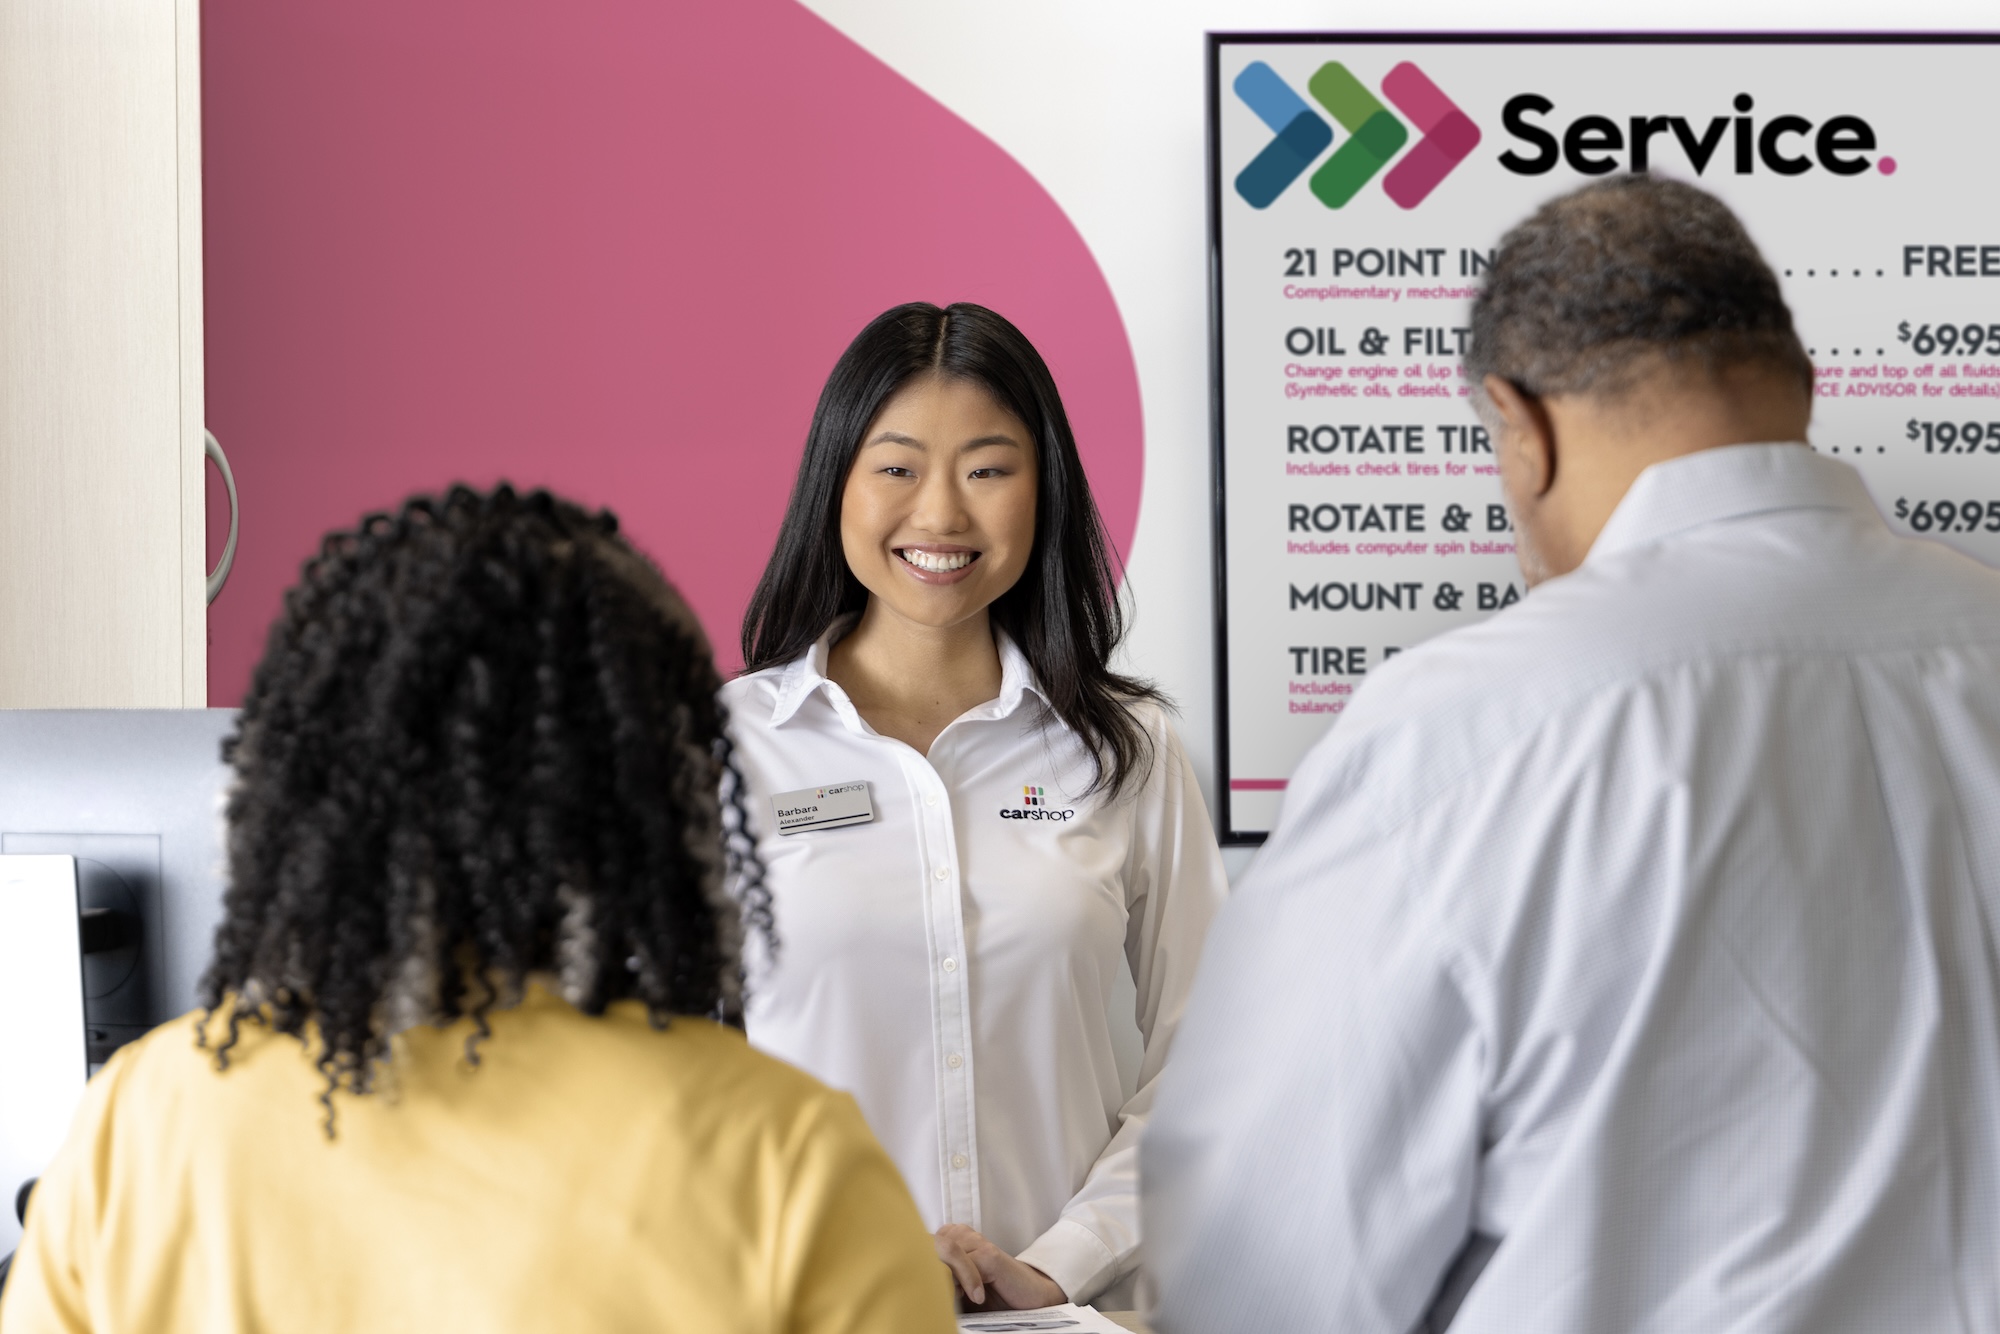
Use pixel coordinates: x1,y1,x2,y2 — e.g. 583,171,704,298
0,485,955,1334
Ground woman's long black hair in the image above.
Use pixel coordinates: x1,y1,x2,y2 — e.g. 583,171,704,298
199,484,769,1128
741,301,1162,795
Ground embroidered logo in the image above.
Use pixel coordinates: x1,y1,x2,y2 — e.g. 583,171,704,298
1001,783,1075,823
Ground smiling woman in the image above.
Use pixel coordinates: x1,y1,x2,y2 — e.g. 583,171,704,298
728,303,1228,1312
743,303,1154,788
828,374,1041,755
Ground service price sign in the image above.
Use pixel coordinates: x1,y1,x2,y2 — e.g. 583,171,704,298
1209,34,2000,842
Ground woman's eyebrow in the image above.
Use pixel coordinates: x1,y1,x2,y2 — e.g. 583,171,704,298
863,432,1022,451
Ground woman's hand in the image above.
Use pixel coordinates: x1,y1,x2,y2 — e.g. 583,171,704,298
932,1224,1067,1310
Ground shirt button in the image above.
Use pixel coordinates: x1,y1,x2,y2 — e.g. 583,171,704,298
942,957,958,973
952,1153,969,1170
926,792,939,807
934,866,948,881
947,1052,963,1069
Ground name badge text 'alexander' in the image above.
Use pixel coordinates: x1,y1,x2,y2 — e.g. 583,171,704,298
772,781,874,834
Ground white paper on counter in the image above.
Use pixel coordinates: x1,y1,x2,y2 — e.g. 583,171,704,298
958,1303,1132,1333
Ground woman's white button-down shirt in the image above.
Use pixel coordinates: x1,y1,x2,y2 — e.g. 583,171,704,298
723,627,1228,1304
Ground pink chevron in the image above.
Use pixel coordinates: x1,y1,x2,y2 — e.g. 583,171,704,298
1380,62,1481,210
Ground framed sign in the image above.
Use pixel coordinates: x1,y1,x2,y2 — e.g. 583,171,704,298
1209,32,2000,842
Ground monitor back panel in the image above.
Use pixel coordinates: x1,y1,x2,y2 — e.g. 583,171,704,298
0,709,238,1058
0,854,88,1254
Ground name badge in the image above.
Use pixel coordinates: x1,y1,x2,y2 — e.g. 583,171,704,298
772,781,874,834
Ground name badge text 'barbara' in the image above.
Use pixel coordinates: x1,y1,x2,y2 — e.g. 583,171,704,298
772,781,874,834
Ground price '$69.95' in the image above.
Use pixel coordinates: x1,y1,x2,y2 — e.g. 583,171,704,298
1897,321,2000,356
1892,497,2000,533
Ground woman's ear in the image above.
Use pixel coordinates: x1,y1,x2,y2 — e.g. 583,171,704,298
1481,376,1558,498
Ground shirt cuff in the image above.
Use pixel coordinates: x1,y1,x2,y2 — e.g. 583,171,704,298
1017,1218,1123,1307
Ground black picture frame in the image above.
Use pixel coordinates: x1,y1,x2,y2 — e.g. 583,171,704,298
1207,30,1999,845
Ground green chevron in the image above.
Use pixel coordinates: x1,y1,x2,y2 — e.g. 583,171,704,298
1305,62,1409,209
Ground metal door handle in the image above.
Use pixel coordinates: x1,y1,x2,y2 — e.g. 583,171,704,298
204,430,239,606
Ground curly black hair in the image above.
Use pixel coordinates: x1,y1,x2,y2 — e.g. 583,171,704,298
197,484,769,1131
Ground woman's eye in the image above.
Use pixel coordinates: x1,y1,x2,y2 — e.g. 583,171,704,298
881,466,917,478
969,467,1009,480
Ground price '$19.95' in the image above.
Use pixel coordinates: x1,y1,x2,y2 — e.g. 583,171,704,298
1907,419,2000,453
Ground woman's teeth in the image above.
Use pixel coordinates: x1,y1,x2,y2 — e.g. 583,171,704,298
900,549,975,573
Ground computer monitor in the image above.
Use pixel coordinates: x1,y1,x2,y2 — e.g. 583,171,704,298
0,855,88,1256
0,708,237,1252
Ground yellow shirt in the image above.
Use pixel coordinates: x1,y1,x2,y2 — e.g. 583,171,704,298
0,989,954,1333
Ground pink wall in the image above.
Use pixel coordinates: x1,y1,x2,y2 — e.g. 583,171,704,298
203,0,1143,702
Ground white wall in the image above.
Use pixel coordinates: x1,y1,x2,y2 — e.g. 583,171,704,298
797,0,1993,873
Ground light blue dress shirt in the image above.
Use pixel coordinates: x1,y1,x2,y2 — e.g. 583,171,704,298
1145,444,2000,1333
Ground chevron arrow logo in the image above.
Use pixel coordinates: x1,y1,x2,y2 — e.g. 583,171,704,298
1304,62,1407,208
1231,60,1480,210
1379,62,1482,209
1232,62,1334,210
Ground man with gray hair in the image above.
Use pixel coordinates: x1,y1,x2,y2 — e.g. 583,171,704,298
1143,175,2000,1332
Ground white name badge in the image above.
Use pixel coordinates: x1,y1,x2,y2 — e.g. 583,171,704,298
771,781,874,834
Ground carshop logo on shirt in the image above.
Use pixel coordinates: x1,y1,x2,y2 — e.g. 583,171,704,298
1001,785,1076,822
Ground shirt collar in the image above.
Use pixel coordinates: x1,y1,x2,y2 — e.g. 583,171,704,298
766,616,1046,729
1587,442,1881,565
991,628,1043,719
766,622,843,728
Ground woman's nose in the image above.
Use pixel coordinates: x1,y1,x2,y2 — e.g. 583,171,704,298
909,473,970,534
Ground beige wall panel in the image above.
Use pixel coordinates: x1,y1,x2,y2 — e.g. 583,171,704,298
0,0,202,707
176,0,205,706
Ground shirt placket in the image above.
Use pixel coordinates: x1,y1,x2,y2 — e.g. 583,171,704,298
904,747,982,1231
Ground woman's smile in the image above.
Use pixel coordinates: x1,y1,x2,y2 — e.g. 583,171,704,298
896,544,982,582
